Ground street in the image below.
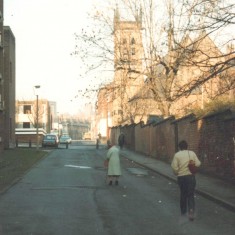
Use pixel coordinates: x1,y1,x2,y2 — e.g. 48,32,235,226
0,143,235,235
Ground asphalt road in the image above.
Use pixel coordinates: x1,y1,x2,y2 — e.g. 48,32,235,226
0,143,235,235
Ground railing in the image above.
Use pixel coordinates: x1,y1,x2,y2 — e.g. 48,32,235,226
15,139,39,148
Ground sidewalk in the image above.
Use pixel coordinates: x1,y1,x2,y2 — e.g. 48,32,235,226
120,148,235,213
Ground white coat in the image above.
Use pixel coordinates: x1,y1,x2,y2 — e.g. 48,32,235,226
106,145,122,176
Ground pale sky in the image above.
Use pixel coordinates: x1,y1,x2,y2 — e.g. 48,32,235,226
4,0,101,114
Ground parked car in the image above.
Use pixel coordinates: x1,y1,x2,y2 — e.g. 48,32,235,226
59,135,72,144
42,134,59,147
83,132,91,140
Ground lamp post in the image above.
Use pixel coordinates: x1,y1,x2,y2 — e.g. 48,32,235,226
34,85,41,150
57,112,60,137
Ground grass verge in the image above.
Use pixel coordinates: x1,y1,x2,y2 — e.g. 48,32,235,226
0,148,48,192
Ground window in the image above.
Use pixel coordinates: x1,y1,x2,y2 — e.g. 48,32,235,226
130,61,137,70
23,122,30,128
123,48,128,60
131,48,135,55
118,110,123,115
24,105,31,114
123,48,128,55
131,38,135,45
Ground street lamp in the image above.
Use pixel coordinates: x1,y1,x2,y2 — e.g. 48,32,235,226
34,85,41,150
57,112,60,136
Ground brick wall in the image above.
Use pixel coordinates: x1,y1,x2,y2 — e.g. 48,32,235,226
134,122,145,154
16,134,44,146
153,117,175,162
197,110,235,165
111,109,235,178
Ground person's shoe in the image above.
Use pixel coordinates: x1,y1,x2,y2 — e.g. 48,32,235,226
188,210,194,221
115,180,119,186
109,181,112,186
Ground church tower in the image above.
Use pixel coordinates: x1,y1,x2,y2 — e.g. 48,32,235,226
112,6,144,125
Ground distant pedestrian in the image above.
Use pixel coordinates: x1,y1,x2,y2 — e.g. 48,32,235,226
107,139,111,149
171,140,201,221
96,138,99,149
118,133,125,149
96,133,102,149
106,145,122,186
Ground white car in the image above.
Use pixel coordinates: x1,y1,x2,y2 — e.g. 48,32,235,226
59,135,72,144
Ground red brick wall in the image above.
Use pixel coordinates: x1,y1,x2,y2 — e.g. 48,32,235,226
197,110,235,165
134,122,145,154
153,117,175,162
120,124,135,150
111,109,235,175
16,134,44,146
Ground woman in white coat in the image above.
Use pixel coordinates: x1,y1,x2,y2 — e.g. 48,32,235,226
106,145,122,185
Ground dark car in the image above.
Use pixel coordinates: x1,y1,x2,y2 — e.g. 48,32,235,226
59,135,72,144
42,134,59,147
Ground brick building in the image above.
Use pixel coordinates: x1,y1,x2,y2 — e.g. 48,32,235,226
3,26,16,149
0,1,16,153
15,99,54,132
0,0,4,152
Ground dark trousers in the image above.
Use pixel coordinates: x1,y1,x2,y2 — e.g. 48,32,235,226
177,175,196,215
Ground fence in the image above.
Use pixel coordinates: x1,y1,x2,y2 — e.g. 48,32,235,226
15,128,47,148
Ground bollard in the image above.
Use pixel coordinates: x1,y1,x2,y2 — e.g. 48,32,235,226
16,139,18,147
66,143,69,149
29,140,32,148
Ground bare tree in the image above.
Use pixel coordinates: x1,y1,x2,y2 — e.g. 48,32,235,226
171,0,235,97
73,0,235,119
122,0,235,116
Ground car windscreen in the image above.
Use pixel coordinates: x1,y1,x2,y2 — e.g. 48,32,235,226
45,135,56,140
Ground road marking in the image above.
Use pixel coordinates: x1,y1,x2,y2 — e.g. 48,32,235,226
64,165,91,169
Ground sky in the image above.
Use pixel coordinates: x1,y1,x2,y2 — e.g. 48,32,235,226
4,0,100,114
4,0,234,115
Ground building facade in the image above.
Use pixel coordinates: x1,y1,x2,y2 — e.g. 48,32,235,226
15,99,58,145
0,1,16,152
15,99,53,133
0,0,4,152
3,26,16,149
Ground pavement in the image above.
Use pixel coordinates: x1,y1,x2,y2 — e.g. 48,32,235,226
120,148,235,213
